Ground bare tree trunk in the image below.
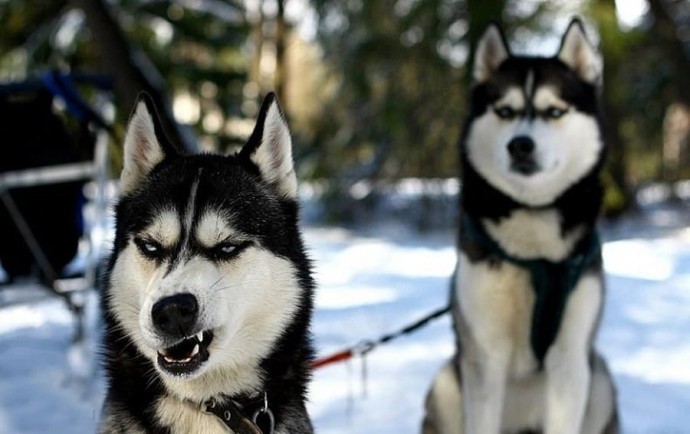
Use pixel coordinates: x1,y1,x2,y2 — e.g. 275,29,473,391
71,0,195,152
647,0,690,191
250,2,265,90
662,103,689,182
601,91,633,215
275,0,288,105
465,0,507,84
648,0,690,106
592,0,634,216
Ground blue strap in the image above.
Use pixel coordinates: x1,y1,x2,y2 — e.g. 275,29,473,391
41,71,111,130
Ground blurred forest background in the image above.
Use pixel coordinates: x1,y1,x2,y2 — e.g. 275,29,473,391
1,0,689,220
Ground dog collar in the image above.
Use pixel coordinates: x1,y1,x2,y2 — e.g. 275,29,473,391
200,391,275,434
461,213,601,366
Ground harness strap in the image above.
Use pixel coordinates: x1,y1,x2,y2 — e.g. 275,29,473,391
201,392,274,434
461,213,601,365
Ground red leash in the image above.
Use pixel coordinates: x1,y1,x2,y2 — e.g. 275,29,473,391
310,305,451,369
310,349,354,369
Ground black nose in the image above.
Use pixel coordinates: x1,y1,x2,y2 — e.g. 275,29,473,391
507,136,535,159
151,293,199,337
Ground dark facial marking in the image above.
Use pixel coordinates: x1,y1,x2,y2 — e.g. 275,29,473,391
470,56,599,125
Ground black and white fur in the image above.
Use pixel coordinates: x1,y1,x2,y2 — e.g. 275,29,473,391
99,93,315,433
423,19,618,434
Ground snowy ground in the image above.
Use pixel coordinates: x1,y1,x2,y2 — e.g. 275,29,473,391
0,201,689,433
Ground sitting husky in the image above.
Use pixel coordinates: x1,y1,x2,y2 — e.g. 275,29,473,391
100,93,315,433
423,19,619,434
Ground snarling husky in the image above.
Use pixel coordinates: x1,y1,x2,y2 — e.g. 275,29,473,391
99,93,315,433
423,19,619,434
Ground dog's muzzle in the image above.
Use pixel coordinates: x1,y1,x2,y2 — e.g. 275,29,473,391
507,135,539,175
151,293,214,376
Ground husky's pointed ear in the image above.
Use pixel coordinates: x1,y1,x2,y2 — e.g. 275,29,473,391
239,93,297,199
120,93,171,195
473,23,510,83
558,18,602,85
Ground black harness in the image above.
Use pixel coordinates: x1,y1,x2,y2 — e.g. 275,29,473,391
461,213,601,365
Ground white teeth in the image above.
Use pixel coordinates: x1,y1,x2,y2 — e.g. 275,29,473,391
162,354,193,364
159,333,204,366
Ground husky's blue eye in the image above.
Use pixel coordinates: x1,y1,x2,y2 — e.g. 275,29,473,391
211,241,250,261
494,106,517,119
144,243,158,253
134,238,163,259
544,106,567,119
219,244,236,254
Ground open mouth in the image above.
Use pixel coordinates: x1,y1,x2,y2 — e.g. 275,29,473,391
511,160,539,175
157,330,214,376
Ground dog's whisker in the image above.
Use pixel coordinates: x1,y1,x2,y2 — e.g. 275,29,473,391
212,285,234,293
210,274,227,290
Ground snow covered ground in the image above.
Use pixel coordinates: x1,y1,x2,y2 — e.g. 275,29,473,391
0,201,689,433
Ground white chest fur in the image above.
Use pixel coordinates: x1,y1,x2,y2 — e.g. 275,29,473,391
482,208,583,262
456,252,538,377
155,397,228,434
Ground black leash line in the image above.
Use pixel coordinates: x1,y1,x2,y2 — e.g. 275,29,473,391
311,304,451,369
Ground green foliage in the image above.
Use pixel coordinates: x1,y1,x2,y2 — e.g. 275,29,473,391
588,0,689,212
307,0,467,181
1,0,688,218
0,0,250,149
129,1,250,148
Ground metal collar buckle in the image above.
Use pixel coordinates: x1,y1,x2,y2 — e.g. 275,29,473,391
251,392,275,434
